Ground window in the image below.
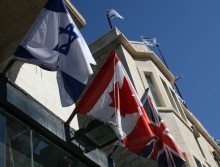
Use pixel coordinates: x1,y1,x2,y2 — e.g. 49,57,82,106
194,156,203,167
162,80,178,112
161,79,188,121
0,108,88,167
170,89,187,121
145,74,162,107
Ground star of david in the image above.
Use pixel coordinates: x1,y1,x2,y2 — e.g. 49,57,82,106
53,23,79,55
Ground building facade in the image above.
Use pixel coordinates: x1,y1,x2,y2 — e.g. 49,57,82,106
88,28,220,167
0,0,219,167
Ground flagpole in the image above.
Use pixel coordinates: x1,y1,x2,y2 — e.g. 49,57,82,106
155,44,186,107
106,12,113,29
174,77,187,107
155,44,169,70
108,144,118,157
141,88,149,104
65,110,77,125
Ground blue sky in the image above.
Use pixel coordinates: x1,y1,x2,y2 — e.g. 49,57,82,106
71,1,220,140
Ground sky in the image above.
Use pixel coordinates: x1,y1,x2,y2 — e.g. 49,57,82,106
71,1,220,140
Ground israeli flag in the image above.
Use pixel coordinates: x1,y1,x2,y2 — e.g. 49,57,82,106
13,0,96,106
107,9,124,20
141,36,159,46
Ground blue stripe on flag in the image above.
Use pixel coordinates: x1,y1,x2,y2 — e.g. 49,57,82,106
157,151,168,167
170,151,185,167
44,0,68,13
139,140,154,157
14,45,38,61
157,149,185,167
14,46,57,70
57,71,86,107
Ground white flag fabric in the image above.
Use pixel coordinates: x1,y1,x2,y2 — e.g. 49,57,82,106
141,37,159,46
107,9,124,20
13,0,96,106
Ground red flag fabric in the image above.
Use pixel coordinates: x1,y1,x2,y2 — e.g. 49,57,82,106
140,95,185,167
74,50,154,153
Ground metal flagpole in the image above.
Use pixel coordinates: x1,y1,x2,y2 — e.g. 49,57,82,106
65,110,77,142
65,111,77,125
108,144,118,157
155,44,170,70
106,12,113,29
155,44,186,107
174,76,187,107
174,77,184,99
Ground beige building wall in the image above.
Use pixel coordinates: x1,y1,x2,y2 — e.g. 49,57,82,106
5,62,79,129
89,28,220,167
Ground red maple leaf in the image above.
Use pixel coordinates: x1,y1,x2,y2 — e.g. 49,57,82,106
109,77,139,118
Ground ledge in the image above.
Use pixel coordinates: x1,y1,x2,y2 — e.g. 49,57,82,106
158,107,193,133
0,74,114,167
89,27,175,85
158,106,220,153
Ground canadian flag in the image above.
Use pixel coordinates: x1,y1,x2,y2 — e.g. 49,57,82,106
74,50,154,153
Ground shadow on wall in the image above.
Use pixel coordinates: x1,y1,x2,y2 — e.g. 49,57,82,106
0,59,24,83
0,60,24,107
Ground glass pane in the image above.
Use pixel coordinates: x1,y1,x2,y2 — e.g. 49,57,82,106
6,116,32,167
162,80,178,112
0,108,89,167
32,132,89,167
194,156,203,167
170,90,187,121
146,75,162,107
